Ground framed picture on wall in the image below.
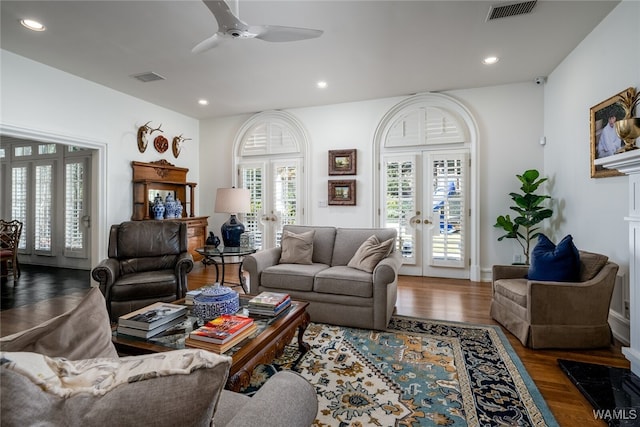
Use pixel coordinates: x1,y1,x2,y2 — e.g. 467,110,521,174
328,149,357,175
328,180,356,205
590,88,628,178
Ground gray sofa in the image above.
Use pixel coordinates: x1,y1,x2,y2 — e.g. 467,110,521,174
244,225,403,330
0,287,317,427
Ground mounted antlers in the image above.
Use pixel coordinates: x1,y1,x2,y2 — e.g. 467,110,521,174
136,121,164,153
172,134,192,158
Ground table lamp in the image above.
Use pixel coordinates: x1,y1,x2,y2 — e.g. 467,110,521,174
215,187,251,247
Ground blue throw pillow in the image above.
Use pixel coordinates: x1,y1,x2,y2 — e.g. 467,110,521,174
527,234,580,282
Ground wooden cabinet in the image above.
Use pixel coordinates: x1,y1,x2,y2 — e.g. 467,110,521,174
131,160,208,261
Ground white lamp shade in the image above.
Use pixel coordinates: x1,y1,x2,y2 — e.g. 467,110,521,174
214,188,251,214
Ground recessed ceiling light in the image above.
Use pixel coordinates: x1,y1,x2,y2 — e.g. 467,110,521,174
317,81,328,89
198,99,209,106
20,19,46,31
482,56,499,65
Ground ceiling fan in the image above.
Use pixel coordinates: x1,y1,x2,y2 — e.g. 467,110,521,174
192,0,323,53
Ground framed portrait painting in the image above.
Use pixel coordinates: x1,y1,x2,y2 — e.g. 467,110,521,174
590,88,629,178
328,180,356,205
328,149,357,175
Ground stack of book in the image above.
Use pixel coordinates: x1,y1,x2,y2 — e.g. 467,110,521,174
185,314,256,353
247,292,291,317
185,289,202,305
117,302,187,338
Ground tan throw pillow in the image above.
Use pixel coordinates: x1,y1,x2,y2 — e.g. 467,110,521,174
348,235,394,273
279,230,315,265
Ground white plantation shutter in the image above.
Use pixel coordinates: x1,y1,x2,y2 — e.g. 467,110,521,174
428,153,466,267
240,163,265,250
11,165,28,250
64,159,88,257
382,155,417,263
34,163,53,253
385,107,466,148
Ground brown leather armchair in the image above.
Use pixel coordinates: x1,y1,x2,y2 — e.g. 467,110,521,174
91,221,194,321
490,250,618,349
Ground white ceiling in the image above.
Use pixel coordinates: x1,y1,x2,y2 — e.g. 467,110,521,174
0,0,619,120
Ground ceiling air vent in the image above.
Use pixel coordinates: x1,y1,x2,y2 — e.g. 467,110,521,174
486,1,537,21
131,72,165,83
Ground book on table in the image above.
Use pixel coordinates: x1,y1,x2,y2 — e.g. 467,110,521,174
117,316,186,339
248,292,290,308
248,299,291,317
189,314,254,344
185,323,258,354
118,302,187,331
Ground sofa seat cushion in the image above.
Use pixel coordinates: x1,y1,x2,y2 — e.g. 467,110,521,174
314,266,373,298
261,263,330,292
110,270,177,301
493,278,527,308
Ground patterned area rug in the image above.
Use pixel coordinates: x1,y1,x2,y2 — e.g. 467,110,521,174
244,315,559,427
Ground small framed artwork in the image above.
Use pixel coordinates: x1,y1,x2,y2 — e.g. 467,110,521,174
329,149,357,175
328,180,356,206
590,88,629,178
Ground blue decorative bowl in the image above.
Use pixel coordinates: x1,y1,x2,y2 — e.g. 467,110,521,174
193,284,239,320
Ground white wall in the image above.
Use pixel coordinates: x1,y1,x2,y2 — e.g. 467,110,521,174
0,50,201,265
200,83,544,278
544,0,639,272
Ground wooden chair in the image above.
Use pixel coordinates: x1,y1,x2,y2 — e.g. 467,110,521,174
0,220,23,280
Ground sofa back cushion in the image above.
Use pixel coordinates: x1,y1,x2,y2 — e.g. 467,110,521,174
0,287,118,360
578,250,609,282
332,228,397,266
110,221,186,259
283,225,336,265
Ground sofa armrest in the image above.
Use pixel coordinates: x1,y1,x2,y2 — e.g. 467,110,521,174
91,258,120,301
373,250,403,286
175,252,194,298
224,371,317,427
244,248,282,294
528,262,618,324
492,264,528,282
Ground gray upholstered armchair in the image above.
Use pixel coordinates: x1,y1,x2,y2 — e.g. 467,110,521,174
490,250,618,349
91,221,194,320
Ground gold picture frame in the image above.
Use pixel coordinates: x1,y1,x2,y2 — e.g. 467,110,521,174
328,149,357,175
328,180,356,205
590,88,629,178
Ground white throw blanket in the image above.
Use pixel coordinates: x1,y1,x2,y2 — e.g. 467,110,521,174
1,349,230,397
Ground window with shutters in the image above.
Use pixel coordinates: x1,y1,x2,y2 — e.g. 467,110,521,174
2,140,91,266
234,111,309,250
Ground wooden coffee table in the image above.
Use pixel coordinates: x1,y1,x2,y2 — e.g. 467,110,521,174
112,296,310,392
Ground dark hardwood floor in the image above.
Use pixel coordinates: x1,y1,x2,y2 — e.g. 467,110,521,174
0,263,629,427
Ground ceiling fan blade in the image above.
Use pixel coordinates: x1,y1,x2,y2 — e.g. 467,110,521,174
192,33,225,54
203,0,248,32
252,25,323,43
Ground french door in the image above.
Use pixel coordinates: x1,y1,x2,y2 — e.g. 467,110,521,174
382,150,468,278
2,142,92,269
238,158,303,250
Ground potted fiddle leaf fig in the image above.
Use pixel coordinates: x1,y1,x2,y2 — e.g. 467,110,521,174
494,169,553,264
